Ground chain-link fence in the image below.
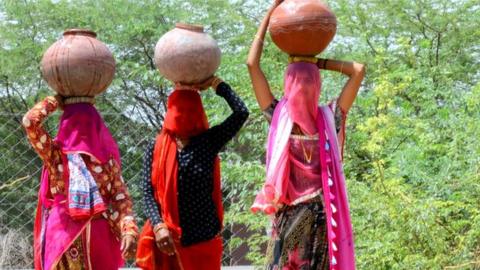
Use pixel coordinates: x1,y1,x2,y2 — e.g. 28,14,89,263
0,111,256,268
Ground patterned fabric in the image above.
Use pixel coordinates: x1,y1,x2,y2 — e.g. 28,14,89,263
22,97,137,237
142,141,162,224
56,238,85,270
23,97,138,270
265,197,329,270
67,153,107,219
141,82,249,246
257,99,355,269
147,89,214,242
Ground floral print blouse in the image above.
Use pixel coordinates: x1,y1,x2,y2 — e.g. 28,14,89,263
22,97,138,238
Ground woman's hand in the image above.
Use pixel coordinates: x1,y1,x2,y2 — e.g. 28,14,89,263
120,234,137,259
154,226,175,256
192,76,223,91
194,76,216,91
175,76,215,91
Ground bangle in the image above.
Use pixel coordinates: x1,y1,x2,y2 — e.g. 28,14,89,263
122,232,138,240
122,224,139,233
153,223,168,233
323,59,328,69
211,77,224,90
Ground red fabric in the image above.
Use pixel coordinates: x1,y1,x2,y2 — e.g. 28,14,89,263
136,220,183,270
137,89,224,270
136,221,222,270
176,235,222,270
163,90,210,138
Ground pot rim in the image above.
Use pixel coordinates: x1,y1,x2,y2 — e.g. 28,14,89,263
63,29,97,38
175,23,204,33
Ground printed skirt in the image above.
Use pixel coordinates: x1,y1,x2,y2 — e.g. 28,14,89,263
265,197,329,270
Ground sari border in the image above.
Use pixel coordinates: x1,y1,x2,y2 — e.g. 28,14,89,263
85,222,92,270
48,218,93,270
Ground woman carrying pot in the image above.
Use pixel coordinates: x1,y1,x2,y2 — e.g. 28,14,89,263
247,1,365,269
136,24,249,270
25,29,138,270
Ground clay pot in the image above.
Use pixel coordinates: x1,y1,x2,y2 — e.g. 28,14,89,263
154,23,221,84
40,29,115,97
269,0,337,56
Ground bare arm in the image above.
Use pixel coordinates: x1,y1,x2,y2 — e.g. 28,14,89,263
317,59,366,112
246,0,283,110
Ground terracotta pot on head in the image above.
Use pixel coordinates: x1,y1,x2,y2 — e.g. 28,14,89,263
40,29,115,101
269,0,337,56
154,23,221,85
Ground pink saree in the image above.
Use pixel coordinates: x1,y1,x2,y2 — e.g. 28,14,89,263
251,62,356,269
33,103,123,270
34,169,123,270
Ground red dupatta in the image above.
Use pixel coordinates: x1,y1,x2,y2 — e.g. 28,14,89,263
136,89,223,270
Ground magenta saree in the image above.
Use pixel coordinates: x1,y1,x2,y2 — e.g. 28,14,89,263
252,98,355,270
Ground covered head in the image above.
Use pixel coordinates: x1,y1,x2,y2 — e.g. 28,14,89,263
163,90,209,138
283,62,321,135
56,103,120,164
